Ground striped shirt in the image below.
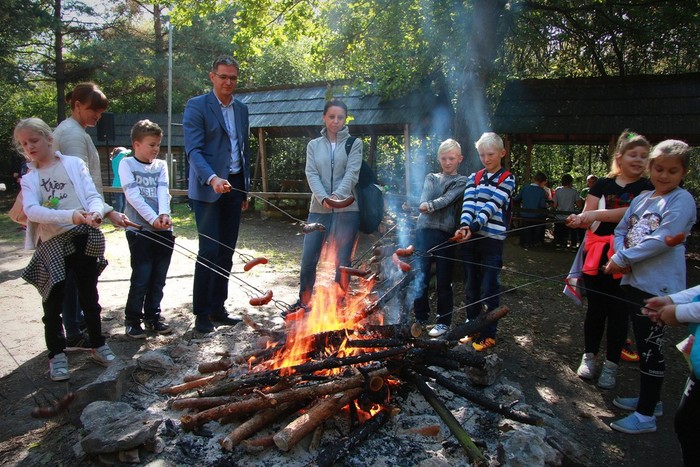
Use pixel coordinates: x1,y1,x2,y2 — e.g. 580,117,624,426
460,169,516,241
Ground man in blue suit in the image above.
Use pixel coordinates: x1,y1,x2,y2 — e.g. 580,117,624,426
183,55,250,333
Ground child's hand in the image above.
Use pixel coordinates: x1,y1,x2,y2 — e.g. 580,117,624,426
566,212,593,228
153,214,172,229
106,210,128,227
646,304,679,327
87,212,102,228
643,296,673,316
72,210,88,225
603,259,629,275
452,227,471,242
418,202,429,213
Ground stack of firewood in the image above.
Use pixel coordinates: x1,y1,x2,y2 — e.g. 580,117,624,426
161,305,542,465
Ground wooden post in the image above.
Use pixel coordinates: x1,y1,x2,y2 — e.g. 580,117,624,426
524,136,533,183
404,124,410,197
503,134,512,171
369,134,377,166
258,127,268,192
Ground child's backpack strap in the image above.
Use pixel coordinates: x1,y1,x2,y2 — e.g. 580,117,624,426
474,168,511,186
473,169,486,186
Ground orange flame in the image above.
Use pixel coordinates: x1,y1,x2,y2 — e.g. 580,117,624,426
269,238,377,374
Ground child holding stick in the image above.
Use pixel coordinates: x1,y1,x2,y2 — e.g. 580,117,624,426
16,118,116,381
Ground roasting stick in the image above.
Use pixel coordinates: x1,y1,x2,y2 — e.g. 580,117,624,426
126,228,267,300
426,219,569,254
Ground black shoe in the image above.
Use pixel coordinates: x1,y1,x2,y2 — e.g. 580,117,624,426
144,320,172,335
195,315,214,333
125,323,147,339
65,330,90,348
210,311,241,326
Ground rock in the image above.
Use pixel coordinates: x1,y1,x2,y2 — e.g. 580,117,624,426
68,359,137,424
144,436,165,454
81,401,134,432
118,448,140,463
467,353,503,386
498,425,562,466
80,410,163,454
137,350,176,372
544,427,591,467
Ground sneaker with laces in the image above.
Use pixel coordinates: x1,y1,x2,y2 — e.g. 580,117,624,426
49,353,70,381
144,320,172,335
610,413,657,434
612,397,663,417
91,344,116,366
428,324,449,338
620,338,640,362
472,337,496,351
125,323,147,339
576,353,597,380
597,360,618,389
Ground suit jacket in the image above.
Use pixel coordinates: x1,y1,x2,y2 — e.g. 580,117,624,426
183,91,250,202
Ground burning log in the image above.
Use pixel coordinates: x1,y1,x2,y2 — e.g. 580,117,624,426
443,305,510,343
220,401,301,451
404,369,488,466
198,373,286,398
316,409,390,467
273,387,364,451
413,364,542,426
180,368,388,431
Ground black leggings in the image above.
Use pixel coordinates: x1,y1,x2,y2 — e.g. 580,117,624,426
582,272,628,364
624,285,665,417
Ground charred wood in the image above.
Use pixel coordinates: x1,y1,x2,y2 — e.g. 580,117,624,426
316,409,390,467
220,401,302,451
443,306,509,343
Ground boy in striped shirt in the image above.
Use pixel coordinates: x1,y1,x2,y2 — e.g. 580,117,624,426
454,132,515,351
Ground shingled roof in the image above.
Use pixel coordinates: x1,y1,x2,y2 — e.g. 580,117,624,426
493,73,700,145
236,81,453,138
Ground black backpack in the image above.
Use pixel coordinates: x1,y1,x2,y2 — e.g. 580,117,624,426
345,137,383,234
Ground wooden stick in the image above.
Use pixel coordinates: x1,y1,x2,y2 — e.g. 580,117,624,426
198,357,232,374
444,305,510,343
273,387,363,451
180,368,388,430
159,373,226,395
241,435,275,452
404,369,488,466
413,364,543,426
316,409,390,467
220,401,300,451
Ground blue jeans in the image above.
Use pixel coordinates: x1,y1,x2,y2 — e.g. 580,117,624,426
299,211,360,304
413,229,456,325
462,235,504,339
192,173,245,316
124,230,174,324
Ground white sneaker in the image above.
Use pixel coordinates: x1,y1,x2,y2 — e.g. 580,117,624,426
49,353,70,381
576,353,596,380
428,324,449,337
91,344,116,367
597,360,618,389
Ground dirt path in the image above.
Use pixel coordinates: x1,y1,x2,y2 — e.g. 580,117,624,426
0,211,695,465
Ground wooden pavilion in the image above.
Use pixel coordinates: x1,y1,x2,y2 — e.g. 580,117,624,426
493,73,700,181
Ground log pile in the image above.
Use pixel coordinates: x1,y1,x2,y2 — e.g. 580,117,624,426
162,304,542,465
